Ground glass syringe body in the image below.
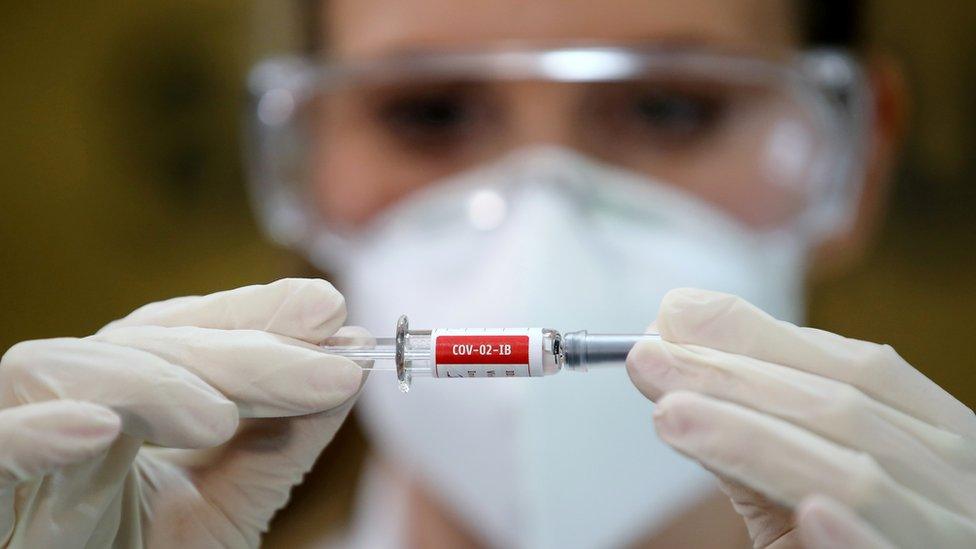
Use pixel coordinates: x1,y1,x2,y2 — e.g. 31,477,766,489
319,316,659,392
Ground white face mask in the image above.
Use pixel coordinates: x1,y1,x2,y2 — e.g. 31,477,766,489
329,147,807,548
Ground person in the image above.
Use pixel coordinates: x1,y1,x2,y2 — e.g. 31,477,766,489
1,1,973,548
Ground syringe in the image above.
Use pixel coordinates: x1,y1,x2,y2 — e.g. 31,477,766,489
319,315,660,392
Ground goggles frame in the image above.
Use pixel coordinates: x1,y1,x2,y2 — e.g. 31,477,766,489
245,45,872,255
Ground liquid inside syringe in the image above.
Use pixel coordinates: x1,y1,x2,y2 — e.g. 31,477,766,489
319,315,659,392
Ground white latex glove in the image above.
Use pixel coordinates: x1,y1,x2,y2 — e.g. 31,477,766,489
626,288,976,548
0,278,366,548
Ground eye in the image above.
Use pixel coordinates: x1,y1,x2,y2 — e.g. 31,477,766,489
373,84,492,152
627,87,725,143
588,83,729,148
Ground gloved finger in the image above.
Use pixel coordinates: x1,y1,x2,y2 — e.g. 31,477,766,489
796,495,895,549
140,326,371,546
0,338,238,448
0,400,121,486
92,325,364,418
654,391,976,548
98,278,347,345
140,397,360,548
654,288,976,437
628,341,976,516
709,469,796,547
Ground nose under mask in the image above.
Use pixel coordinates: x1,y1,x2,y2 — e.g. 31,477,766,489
327,146,808,548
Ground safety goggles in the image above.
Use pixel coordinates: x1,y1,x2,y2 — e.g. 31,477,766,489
245,45,871,250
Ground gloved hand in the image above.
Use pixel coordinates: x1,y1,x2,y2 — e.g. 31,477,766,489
627,288,976,548
0,278,366,548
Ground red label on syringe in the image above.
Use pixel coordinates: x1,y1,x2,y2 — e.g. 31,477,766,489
431,330,540,378
436,335,529,364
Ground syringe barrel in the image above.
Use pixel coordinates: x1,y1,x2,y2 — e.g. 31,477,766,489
320,316,659,393
320,327,562,379
560,331,658,371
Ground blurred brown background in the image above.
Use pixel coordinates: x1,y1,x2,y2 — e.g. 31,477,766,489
1,0,974,409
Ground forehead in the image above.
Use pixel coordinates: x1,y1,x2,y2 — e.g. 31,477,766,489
326,0,799,60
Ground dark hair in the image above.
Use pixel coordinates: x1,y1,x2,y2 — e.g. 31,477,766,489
799,0,863,48
299,0,864,53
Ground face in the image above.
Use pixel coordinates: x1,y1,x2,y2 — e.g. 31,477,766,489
303,0,899,270
309,0,808,228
